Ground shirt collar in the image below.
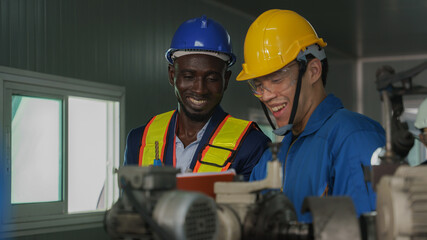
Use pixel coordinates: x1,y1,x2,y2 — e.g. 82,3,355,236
174,112,212,143
196,118,211,140
274,95,343,137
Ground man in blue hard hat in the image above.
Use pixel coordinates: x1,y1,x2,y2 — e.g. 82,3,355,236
124,16,270,180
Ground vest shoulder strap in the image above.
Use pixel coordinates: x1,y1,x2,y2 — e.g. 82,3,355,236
139,110,175,166
194,115,253,173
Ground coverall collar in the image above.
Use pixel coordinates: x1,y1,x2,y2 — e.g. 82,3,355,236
294,94,344,138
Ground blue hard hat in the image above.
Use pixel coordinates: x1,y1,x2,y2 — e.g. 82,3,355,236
165,16,236,67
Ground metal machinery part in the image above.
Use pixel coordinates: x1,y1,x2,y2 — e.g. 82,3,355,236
242,192,311,240
376,165,427,240
213,143,361,240
214,163,314,240
302,197,361,240
104,166,218,240
216,204,242,240
214,143,307,240
360,212,377,240
153,191,217,240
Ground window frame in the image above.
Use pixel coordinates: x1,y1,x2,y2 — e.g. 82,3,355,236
0,66,125,238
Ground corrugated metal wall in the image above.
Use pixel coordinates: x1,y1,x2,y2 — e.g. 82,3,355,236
0,0,264,137
0,0,358,134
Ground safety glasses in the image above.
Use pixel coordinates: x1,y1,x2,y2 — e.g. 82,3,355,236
248,61,298,98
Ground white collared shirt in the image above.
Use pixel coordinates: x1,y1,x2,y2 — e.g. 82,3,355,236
175,118,211,173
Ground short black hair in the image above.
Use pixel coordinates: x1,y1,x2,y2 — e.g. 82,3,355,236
305,54,329,86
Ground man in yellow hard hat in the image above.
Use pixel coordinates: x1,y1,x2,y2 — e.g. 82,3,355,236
237,10,385,222
124,16,270,181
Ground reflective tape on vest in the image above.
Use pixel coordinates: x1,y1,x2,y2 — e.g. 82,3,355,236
139,110,175,166
193,115,252,173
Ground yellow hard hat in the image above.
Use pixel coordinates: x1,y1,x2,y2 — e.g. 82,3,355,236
236,9,327,81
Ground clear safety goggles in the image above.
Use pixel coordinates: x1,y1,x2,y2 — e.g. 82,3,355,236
248,61,298,98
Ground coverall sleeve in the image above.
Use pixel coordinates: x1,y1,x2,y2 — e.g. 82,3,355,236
331,129,385,215
249,149,272,181
232,127,271,181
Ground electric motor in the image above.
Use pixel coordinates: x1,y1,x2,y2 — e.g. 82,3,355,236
104,166,218,240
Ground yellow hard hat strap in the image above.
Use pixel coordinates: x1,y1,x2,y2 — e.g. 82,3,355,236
288,45,326,129
260,100,276,130
287,61,307,128
260,60,308,136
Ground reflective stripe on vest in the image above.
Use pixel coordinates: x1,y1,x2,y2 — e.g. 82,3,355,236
193,115,252,173
138,110,175,166
139,112,252,172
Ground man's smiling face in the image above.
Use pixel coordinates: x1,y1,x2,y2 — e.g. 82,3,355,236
169,54,230,122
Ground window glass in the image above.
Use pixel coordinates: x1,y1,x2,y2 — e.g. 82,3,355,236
11,95,62,204
68,96,117,213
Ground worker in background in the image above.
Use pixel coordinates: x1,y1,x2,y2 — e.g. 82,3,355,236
414,98,427,165
236,10,385,221
124,16,271,181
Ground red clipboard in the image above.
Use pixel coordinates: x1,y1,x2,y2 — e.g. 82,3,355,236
176,170,236,198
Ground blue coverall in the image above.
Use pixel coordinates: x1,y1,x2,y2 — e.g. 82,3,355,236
250,94,385,222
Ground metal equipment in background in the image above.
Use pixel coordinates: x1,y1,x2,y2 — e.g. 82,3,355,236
375,61,427,164
213,143,361,240
370,61,427,240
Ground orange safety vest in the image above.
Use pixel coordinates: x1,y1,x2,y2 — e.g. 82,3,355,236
138,110,253,173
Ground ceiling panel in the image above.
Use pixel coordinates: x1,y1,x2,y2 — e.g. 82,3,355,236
213,0,427,58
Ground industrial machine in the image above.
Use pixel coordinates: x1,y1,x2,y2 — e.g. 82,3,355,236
105,62,427,240
104,161,427,240
104,166,218,240
105,143,366,240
